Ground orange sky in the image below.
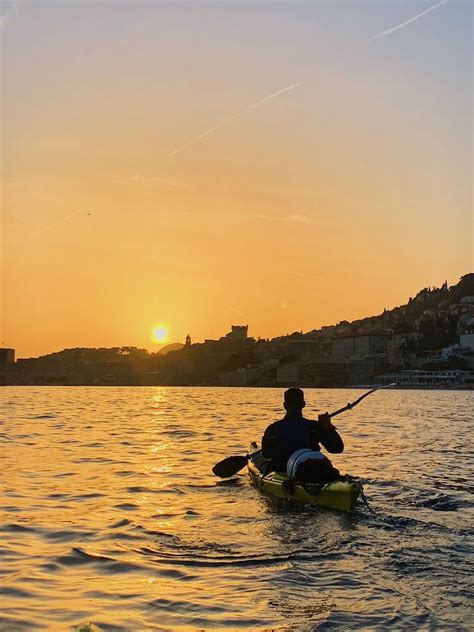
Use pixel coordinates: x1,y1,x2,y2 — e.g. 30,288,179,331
1,1,472,357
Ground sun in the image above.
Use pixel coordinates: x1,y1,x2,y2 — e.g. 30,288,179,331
151,325,169,344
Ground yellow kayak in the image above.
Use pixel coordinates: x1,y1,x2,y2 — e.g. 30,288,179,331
247,446,361,513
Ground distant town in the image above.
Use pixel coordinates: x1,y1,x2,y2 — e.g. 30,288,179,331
2,273,474,389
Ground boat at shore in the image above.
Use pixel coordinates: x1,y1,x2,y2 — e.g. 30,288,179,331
247,444,361,513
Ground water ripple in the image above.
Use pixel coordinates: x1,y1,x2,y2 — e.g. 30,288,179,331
1,386,472,631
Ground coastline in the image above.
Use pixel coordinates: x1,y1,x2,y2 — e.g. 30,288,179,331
1,383,473,390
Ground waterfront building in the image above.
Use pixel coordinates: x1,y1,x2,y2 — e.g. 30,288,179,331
332,334,388,360
276,361,300,385
0,348,15,368
379,370,474,387
219,368,247,386
297,358,348,387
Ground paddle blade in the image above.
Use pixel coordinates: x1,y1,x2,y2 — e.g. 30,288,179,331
212,455,248,478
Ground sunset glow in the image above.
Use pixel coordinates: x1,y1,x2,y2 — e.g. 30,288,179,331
1,1,471,358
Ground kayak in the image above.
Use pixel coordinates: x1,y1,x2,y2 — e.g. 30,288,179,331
247,444,361,513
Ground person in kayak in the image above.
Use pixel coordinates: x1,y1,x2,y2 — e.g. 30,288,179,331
261,387,343,483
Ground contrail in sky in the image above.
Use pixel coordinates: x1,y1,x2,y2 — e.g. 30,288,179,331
166,82,302,158
27,209,85,238
0,1,20,29
368,0,449,41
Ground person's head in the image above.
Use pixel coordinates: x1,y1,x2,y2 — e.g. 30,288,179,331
284,387,305,415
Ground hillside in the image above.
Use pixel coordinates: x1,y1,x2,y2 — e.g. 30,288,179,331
292,273,474,342
3,273,473,387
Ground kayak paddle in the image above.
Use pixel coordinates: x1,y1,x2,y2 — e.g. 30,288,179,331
212,455,248,478
211,383,396,478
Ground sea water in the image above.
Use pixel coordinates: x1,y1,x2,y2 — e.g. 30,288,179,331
1,387,473,630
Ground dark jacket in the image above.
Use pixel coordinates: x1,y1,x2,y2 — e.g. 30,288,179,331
261,413,344,472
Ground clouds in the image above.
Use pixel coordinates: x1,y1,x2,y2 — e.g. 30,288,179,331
368,0,449,42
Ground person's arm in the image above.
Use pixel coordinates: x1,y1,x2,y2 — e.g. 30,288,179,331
262,424,276,459
314,413,344,453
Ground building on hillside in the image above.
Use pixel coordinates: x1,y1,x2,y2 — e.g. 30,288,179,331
0,348,15,368
213,325,251,351
300,358,348,387
219,368,247,386
319,325,337,339
450,301,474,317
346,356,379,385
386,332,421,367
460,332,474,351
244,365,264,385
225,325,248,341
332,334,388,360
276,361,300,384
387,332,421,350
218,362,269,387
273,339,321,357
419,350,443,364
437,343,474,363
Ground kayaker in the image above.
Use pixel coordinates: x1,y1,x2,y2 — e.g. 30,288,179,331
261,387,343,483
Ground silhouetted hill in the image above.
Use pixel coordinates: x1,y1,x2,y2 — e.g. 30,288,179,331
21,346,150,365
3,273,472,387
298,273,474,342
158,343,184,355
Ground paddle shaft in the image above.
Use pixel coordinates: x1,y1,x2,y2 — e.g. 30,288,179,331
328,383,396,419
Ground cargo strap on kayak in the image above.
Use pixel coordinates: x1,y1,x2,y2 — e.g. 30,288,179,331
359,483,376,515
281,478,328,507
306,483,329,508
281,478,298,497
345,475,376,515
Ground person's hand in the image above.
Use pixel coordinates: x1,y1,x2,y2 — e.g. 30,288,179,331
317,412,335,430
